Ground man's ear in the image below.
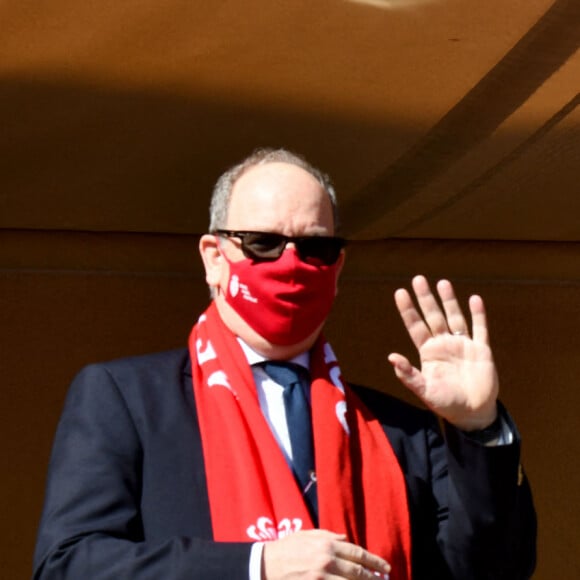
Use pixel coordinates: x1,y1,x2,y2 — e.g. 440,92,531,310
199,234,224,287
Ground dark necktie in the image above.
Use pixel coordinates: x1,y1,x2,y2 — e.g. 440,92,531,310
260,361,318,524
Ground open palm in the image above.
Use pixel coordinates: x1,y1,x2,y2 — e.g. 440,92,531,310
388,276,499,431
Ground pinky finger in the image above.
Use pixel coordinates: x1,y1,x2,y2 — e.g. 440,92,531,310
469,295,490,345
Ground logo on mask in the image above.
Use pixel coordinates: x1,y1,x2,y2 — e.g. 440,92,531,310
222,248,338,345
229,274,258,304
229,275,240,297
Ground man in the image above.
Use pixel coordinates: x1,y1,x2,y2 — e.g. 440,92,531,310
34,148,536,579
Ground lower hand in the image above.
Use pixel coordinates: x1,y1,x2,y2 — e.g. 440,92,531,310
262,529,391,579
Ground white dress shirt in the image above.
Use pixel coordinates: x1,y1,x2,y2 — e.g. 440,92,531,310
237,339,310,580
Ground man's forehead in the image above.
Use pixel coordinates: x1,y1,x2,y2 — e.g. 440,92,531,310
226,160,333,232
230,162,327,209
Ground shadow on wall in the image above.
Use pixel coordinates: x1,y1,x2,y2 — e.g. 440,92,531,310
0,75,415,235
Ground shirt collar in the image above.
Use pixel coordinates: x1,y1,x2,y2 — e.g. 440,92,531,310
236,337,310,371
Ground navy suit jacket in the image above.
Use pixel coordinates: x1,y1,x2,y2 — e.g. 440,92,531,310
34,348,536,579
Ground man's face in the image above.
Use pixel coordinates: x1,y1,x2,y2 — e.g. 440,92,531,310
200,161,343,358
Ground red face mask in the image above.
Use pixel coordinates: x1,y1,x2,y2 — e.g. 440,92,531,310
220,248,340,345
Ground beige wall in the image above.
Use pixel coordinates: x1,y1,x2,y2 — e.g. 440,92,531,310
2,230,579,578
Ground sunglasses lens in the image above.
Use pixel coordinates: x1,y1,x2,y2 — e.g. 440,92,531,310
242,233,286,260
296,237,345,265
218,230,345,265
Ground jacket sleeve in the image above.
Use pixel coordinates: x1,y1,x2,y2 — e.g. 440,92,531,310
33,363,252,580
437,408,537,580
354,386,536,580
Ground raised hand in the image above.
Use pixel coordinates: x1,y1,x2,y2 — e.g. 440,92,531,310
262,529,391,579
388,275,499,431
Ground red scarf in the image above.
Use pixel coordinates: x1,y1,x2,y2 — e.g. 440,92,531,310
190,302,412,578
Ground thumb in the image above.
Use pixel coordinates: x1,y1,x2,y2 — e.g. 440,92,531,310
388,353,425,397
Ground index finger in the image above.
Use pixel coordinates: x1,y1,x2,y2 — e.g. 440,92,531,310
335,539,391,575
394,286,431,350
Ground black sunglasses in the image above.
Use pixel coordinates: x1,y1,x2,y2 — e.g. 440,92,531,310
214,230,346,265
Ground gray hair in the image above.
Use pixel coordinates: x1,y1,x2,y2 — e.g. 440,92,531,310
208,148,340,232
